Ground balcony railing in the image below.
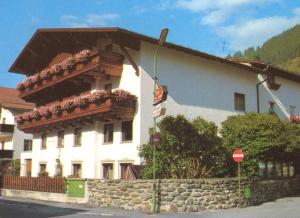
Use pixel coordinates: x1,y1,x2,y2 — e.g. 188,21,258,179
16,90,136,133
0,150,13,159
0,124,14,134
17,50,124,101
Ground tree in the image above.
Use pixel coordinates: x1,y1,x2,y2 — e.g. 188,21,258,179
139,115,228,179
220,113,300,176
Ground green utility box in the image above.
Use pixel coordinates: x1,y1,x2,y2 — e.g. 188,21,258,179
67,179,86,198
244,186,252,199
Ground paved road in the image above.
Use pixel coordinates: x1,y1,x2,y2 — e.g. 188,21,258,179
1,196,300,218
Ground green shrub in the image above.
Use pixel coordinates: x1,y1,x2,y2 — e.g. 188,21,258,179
139,115,229,179
220,112,300,176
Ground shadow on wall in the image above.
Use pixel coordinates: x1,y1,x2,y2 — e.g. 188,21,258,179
258,74,290,119
0,198,86,218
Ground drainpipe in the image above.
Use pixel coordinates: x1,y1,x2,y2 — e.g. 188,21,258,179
256,79,268,113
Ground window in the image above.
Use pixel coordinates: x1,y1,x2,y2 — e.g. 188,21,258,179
290,105,296,117
39,163,46,173
24,139,32,151
72,163,82,178
282,162,289,177
57,130,64,148
122,121,133,142
41,133,47,149
258,161,266,177
120,163,132,179
102,163,113,179
2,118,6,124
234,93,245,112
289,162,295,177
275,162,282,177
104,123,114,143
39,163,48,177
269,101,275,114
266,161,275,178
259,161,295,178
104,83,112,92
74,128,82,146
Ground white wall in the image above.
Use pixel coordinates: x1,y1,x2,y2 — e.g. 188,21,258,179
139,41,300,144
0,107,32,159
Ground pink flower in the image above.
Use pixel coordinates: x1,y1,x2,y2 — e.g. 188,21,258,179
37,106,52,117
74,49,91,62
61,99,75,111
90,90,109,103
23,78,33,88
112,89,131,101
32,111,41,119
40,69,51,79
61,57,75,71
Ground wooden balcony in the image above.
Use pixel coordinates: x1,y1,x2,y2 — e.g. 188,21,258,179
0,124,14,139
18,51,124,104
0,124,14,134
0,150,13,159
17,94,136,133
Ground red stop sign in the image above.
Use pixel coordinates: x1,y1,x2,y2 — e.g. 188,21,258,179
233,149,244,162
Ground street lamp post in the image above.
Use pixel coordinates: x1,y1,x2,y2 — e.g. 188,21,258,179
152,28,169,213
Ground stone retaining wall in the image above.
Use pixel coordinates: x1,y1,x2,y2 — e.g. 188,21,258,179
87,177,300,213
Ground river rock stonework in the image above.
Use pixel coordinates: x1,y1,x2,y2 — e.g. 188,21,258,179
87,177,300,213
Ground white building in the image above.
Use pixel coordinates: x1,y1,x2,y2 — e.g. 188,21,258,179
0,87,34,174
9,28,300,179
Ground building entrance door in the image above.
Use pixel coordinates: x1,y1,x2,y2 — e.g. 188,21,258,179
25,159,32,177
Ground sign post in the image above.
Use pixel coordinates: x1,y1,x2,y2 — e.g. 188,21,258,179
232,149,244,204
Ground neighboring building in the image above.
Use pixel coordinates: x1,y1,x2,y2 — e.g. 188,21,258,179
9,28,300,179
0,87,34,175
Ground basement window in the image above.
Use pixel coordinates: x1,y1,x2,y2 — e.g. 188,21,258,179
102,163,113,179
72,163,82,178
39,163,46,174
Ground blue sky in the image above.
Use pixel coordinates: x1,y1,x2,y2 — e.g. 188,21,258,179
1,0,300,88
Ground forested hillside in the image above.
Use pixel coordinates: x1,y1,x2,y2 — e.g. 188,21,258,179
228,25,300,74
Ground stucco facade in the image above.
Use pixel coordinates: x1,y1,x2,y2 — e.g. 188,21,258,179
0,106,33,160
17,29,300,179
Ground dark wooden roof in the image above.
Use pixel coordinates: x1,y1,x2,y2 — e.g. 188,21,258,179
229,59,300,83
0,87,35,110
9,27,300,83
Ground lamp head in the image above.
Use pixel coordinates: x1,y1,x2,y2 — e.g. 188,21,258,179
158,28,169,46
